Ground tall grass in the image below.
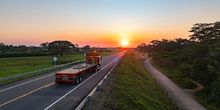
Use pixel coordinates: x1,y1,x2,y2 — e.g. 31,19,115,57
108,51,177,109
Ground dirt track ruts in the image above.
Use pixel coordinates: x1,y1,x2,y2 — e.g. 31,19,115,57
145,58,206,110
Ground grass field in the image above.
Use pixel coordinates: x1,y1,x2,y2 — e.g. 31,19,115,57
83,50,177,110
0,54,85,79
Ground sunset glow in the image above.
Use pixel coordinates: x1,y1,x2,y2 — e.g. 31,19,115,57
120,34,128,38
121,39,129,46
0,1,220,47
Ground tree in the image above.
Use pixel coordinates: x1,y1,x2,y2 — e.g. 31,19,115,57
48,41,75,56
180,62,192,77
164,58,174,69
174,38,188,48
75,44,79,48
40,42,49,51
9,45,14,52
211,78,220,104
191,58,219,86
74,44,79,52
17,45,28,52
82,45,90,52
0,43,5,52
189,21,220,44
137,43,147,52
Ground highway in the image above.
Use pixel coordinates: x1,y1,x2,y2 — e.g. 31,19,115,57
0,52,124,110
145,58,206,110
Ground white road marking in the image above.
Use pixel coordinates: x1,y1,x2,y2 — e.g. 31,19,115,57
0,74,54,93
44,56,120,110
0,82,55,107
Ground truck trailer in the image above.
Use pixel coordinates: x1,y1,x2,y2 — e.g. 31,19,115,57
55,53,101,84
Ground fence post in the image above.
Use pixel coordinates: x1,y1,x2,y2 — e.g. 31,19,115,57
19,77,21,80
88,96,92,110
104,78,106,86
179,101,181,110
97,85,100,94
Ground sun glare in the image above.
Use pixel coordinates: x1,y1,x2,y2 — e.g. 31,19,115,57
121,39,129,46
120,34,128,37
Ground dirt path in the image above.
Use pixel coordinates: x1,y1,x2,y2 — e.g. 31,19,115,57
145,58,206,110
182,79,203,98
141,53,204,98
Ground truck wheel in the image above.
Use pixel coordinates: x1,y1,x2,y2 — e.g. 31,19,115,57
94,65,100,72
97,64,101,70
93,66,98,72
74,75,79,84
79,73,83,82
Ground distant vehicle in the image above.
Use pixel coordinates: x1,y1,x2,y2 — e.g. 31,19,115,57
55,53,101,84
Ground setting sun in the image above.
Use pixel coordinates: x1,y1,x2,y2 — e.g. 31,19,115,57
121,39,129,46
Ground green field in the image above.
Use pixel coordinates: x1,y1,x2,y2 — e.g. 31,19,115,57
83,50,177,110
0,54,85,79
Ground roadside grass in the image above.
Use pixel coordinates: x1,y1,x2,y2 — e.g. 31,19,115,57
83,50,177,110
150,60,197,89
111,51,177,109
0,54,85,79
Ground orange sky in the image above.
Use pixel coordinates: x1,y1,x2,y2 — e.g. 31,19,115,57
0,1,220,48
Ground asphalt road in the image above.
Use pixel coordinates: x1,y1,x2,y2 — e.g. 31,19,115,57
0,52,124,110
145,58,206,110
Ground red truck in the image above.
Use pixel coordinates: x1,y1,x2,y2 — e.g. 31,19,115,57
55,53,101,84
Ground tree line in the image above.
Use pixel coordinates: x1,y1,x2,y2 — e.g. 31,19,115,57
0,40,91,57
138,21,220,104
0,43,47,57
